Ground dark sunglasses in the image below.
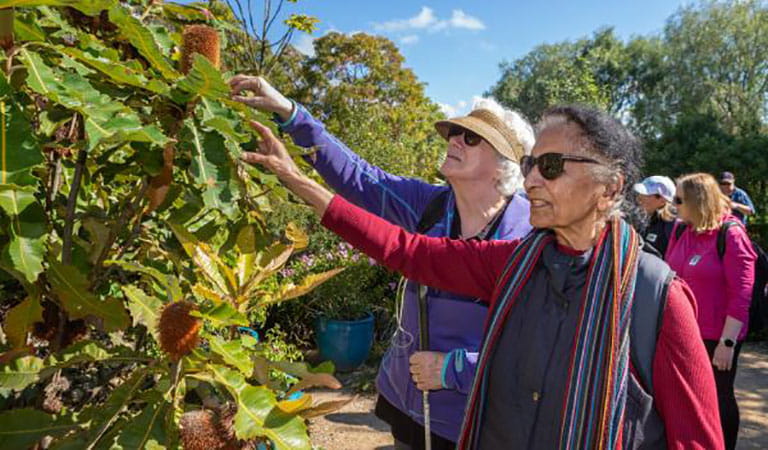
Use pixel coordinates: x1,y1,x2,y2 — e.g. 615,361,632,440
520,152,601,180
673,196,684,205
447,125,484,146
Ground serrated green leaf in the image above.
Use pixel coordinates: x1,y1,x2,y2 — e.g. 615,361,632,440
55,46,169,95
1,199,46,283
182,119,239,216
176,54,227,100
48,261,130,332
114,392,170,449
207,334,254,375
0,184,37,216
48,340,114,367
190,365,310,450
271,268,345,303
2,0,115,16
0,355,45,390
4,295,42,348
194,302,248,327
0,409,78,448
168,221,231,295
108,5,179,81
13,14,45,42
1,99,44,186
122,285,162,341
104,260,182,302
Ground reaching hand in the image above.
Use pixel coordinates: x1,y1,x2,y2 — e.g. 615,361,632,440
240,121,299,181
229,75,294,120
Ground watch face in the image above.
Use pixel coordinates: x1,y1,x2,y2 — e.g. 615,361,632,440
723,338,735,348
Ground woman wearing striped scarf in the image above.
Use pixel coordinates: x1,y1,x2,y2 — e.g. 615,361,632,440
242,105,723,449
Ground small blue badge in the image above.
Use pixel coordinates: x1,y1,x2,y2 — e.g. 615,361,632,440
689,255,702,266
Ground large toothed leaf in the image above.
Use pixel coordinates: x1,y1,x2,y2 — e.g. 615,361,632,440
2,0,116,16
193,302,248,328
0,99,44,186
55,46,169,95
271,268,345,303
190,365,310,450
48,261,130,332
0,197,46,284
182,119,239,216
168,221,231,296
0,355,45,390
0,409,78,449
0,184,38,216
4,295,42,348
176,54,228,101
299,397,356,419
207,334,254,376
116,397,170,449
122,285,162,342
108,5,179,81
20,49,168,150
104,260,182,302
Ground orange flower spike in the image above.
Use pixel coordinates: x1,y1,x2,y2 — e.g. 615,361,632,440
180,25,221,74
158,301,202,361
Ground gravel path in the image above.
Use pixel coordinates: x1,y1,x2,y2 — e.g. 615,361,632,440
309,341,768,450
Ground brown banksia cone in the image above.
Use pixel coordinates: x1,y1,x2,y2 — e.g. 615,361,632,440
181,25,220,74
179,410,237,450
158,301,201,361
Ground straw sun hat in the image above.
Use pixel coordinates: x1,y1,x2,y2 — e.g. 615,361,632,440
435,109,525,162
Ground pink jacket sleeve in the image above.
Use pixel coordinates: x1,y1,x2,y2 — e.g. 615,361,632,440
722,224,757,324
653,279,724,449
321,195,516,302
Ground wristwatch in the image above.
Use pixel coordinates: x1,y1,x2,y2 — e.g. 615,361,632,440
720,337,736,348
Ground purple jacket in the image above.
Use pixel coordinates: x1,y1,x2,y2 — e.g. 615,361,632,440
278,103,532,441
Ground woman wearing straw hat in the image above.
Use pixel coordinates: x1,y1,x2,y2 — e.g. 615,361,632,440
230,76,534,449
239,104,722,449
633,175,677,256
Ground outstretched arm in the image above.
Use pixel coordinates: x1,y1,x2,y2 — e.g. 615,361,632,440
230,75,441,230
241,122,514,301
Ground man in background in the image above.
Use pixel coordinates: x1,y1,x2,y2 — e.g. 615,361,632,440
718,171,756,225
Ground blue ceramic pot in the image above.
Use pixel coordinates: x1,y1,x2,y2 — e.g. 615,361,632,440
315,313,374,371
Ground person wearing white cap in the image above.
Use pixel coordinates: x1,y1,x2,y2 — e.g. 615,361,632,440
634,175,677,256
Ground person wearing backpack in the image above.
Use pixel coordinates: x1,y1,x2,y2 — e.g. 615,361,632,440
665,173,757,450
634,175,677,256
230,75,534,449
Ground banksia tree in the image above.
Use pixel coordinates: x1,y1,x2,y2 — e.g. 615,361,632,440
158,301,202,361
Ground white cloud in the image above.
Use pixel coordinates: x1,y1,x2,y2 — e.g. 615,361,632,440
373,7,485,33
438,100,469,117
374,7,437,32
293,34,316,57
449,10,485,30
400,35,420,45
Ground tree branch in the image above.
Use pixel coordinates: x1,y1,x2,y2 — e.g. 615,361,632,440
62,146,87,265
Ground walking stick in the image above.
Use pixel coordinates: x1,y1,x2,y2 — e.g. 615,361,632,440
417,284,432,450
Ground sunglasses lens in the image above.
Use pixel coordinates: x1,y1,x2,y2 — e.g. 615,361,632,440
521,156,534,177
463,130,482,146
674,196,683,205
447,126,464,138
538,153,564,180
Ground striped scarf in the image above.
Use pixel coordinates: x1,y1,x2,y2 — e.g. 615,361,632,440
457,218,641,450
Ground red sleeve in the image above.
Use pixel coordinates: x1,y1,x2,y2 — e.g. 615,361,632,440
653,279,724,450
321,195,516,301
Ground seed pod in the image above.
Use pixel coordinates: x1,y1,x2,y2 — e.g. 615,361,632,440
179,410,236,450
180,25,220,74
158,301,201,361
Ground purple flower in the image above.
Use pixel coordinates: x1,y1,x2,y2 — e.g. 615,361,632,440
367,257,378,266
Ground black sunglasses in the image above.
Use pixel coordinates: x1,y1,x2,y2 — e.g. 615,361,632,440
673,196,684,205
447,125,484,146
520,152,601,180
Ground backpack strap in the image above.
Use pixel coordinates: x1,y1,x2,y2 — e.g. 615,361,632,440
717,221,739,261
673,221,687,241
415,189,450,234
630,252,673,395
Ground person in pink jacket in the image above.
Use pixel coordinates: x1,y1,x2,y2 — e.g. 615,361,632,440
665,172,757,450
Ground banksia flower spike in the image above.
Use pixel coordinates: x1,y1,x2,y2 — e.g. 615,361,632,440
180,24,220,74
158,301,202,361
179,410,236,450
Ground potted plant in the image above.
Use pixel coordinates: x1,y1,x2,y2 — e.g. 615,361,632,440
278,240,397,371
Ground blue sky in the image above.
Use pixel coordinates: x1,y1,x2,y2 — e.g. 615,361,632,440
266,1,690,116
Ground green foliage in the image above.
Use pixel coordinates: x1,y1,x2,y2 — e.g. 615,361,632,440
0,1,346,448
